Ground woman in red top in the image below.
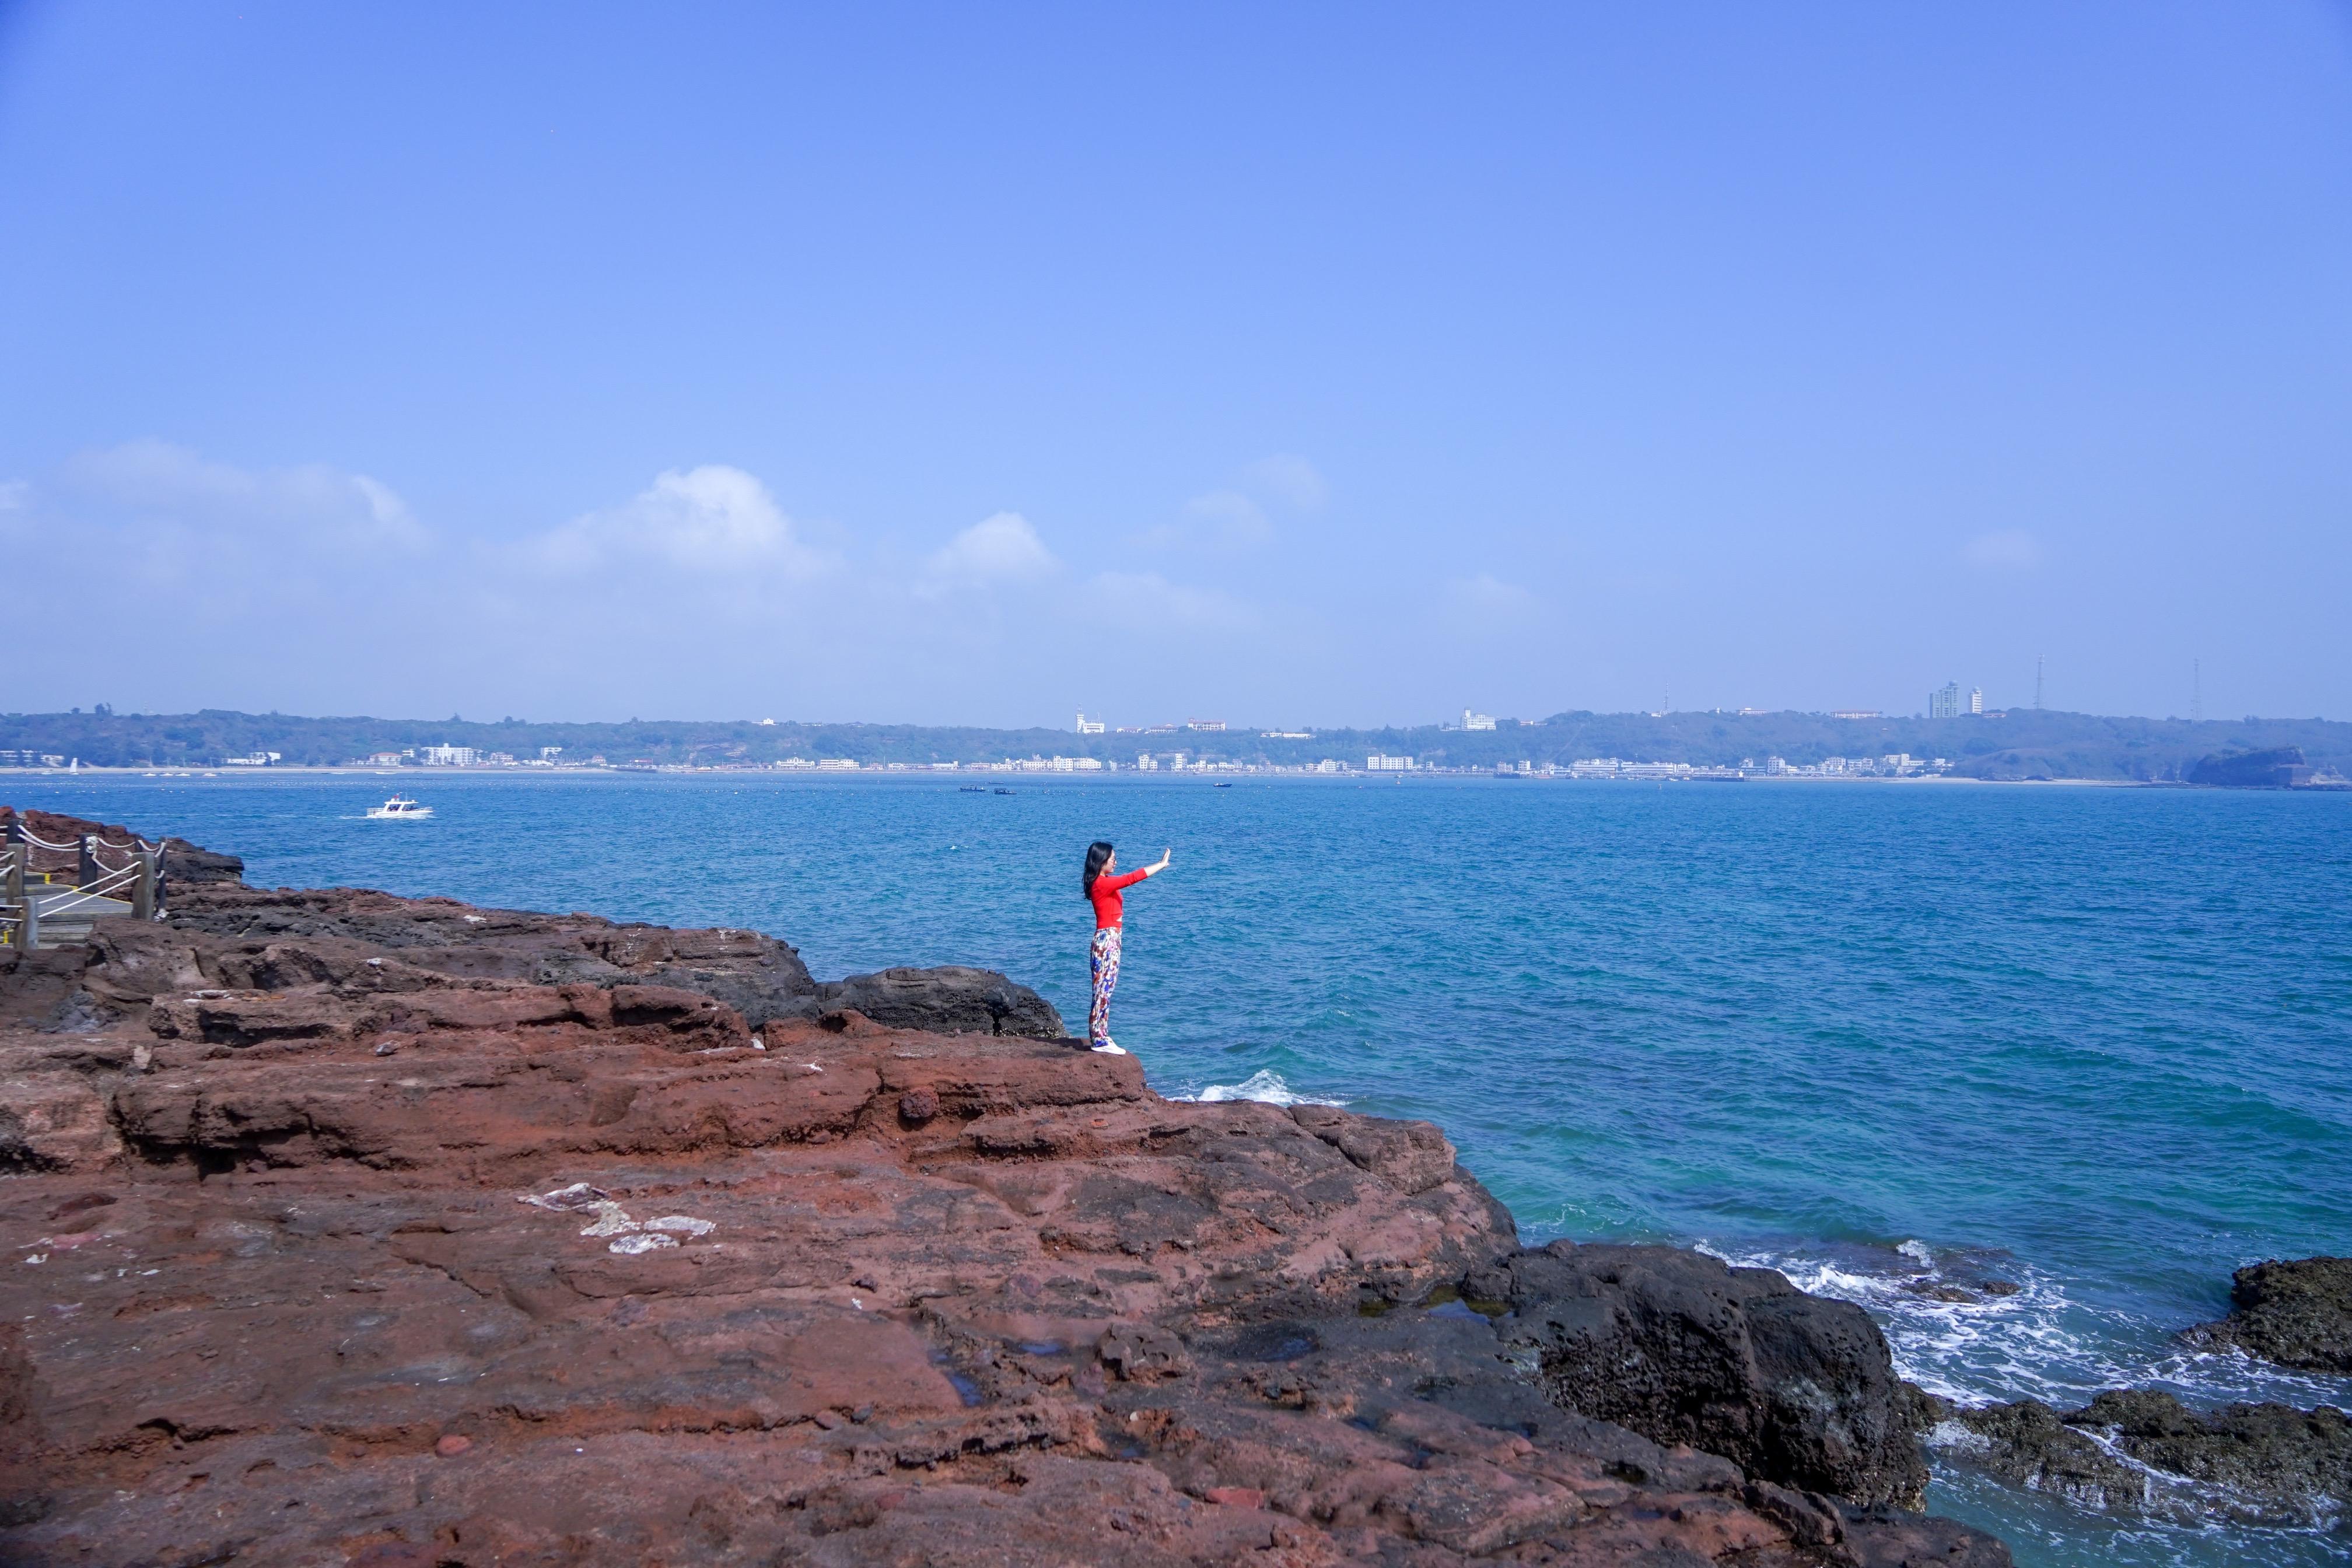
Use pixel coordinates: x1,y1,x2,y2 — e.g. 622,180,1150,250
1082,839,1171,1054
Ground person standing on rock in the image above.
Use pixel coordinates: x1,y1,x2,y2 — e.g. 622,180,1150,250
1082,841,1170,1055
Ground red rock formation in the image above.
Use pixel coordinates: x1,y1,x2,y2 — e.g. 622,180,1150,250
0,813,2008,1566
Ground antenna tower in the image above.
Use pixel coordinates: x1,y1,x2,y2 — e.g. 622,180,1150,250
2034,654,2043,710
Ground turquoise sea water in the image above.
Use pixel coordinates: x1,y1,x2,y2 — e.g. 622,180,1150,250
12,772,2351,1566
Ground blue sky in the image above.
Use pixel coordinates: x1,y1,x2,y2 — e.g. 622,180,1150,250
3,2,2347,726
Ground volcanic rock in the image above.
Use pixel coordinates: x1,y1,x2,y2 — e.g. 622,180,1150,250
1936,1390,2351,1528
2189,1255,2352,1373
814,964,1066,1039
0,810,2011,1566
1466,1240,1931,1508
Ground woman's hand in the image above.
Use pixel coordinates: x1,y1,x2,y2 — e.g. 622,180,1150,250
1150,849,1172,874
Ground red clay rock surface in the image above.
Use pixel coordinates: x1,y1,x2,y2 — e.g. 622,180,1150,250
0,811,2008,1567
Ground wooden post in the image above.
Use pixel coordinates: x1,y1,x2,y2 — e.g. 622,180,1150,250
16,894,36,952
132,848,156,921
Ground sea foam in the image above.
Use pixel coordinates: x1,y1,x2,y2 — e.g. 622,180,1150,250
1171,1069,1345,1107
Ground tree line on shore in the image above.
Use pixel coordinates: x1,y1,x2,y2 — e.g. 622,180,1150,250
4,706,2347,781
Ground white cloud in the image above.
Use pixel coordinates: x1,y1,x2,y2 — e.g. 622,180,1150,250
1139,454,1325,552
55,439,428,552
1440,572,1539,634
531,465,830,577
0,480,27,512
1964,528,2043,569
1245,453,1328,511
1140,489,1272,552
925,511,1059,585
1087,569,1256,629
1446,572,1536,612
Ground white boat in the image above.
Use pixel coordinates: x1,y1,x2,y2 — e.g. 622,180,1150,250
366,795,433,820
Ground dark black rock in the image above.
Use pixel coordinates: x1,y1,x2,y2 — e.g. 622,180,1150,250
1936,1396,2154,1514
160,837,244,886
813,965,1065,1038
2190,1255,2352,1373
1941,1390,2351,1528
1467,1240,1930,1507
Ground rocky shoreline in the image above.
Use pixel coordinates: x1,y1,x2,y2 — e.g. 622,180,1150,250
0,804,2332,1564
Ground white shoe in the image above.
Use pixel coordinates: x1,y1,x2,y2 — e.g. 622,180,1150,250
1090,1041,1129,1055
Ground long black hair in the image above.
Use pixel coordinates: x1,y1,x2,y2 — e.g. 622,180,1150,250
1083,840,1114,895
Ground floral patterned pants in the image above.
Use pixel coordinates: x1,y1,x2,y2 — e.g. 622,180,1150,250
1088,925,1122,1046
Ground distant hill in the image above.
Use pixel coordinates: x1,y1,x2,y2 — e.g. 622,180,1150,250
2185,747,2316,788
4,706,2349,781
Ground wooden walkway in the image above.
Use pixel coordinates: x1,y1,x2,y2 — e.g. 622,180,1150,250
3,822,160,951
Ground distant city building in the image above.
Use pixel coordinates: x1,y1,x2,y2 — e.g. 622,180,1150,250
1184,719,1226,732
419,745,478,766
758,718,777,726
1930,682,1975,719
1462,709,1497,731
1830,710,1881,720
1134,753,1159,771
817,758,858,770
1314,759,1342,773
222,751,282,767
1075,711,1107,734
1569,758,1694,780
1366,754,1416,772
1261,730,1311,740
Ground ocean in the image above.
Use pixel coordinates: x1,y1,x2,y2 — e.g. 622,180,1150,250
12,771,2350,1566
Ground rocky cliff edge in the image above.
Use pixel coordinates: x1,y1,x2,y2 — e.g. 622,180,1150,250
0,810,2006,1567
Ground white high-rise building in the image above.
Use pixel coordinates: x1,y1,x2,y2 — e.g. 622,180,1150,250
1075,711,1106,734
1930,682,1964,719
1366,754,1416,772
1462,709,1497,731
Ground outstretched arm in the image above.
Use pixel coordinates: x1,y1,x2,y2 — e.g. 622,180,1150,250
1144,849,1172,875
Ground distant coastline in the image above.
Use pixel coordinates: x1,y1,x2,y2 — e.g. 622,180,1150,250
4,705,2348,784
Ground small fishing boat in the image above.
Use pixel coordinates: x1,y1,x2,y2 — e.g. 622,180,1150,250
993,788,1015,795
366,795,433,820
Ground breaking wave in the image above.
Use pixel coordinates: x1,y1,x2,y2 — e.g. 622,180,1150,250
1170,1069,1345,1107
1694,1237,2352,1415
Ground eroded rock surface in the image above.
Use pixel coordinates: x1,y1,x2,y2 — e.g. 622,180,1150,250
2189,1255,2352,1374
1469,1241,1931,1509
1934,1390,2351,1529
0,813,2008,1566
817,964,1067,1038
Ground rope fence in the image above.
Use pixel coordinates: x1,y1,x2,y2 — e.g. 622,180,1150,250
3,822,166,950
